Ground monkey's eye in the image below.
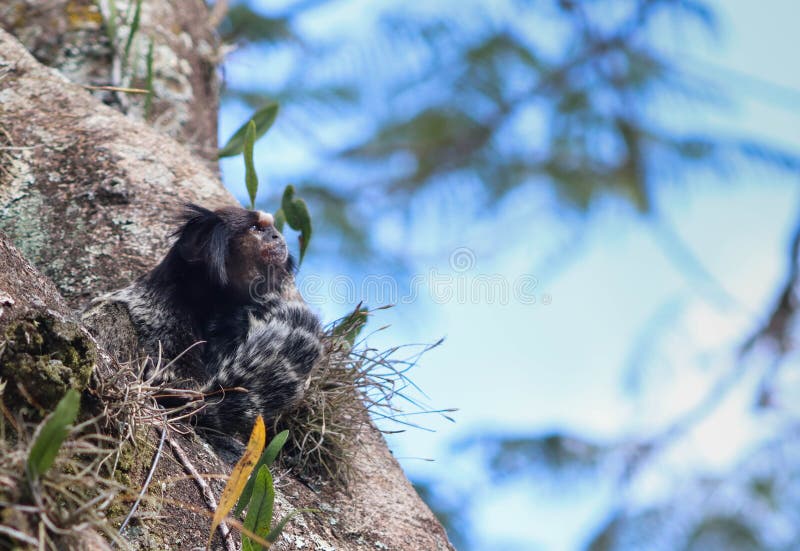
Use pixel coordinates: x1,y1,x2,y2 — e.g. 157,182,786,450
249,224,265,232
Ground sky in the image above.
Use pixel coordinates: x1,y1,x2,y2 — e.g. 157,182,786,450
219,1,800,549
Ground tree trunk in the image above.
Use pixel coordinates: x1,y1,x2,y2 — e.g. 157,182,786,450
0,0,220,168
0,11,453,551
0,232,99,415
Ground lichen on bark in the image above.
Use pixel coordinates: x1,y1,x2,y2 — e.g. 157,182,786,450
1,315,96,414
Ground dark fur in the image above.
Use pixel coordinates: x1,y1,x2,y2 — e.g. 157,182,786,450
89,204,322,433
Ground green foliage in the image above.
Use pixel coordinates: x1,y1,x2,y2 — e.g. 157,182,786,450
331,305,368,346
100,0,119,45
684,517,761,551
144,39,154,118
216,4,800,547
458,432,604,483
1,366,139,549
219,5,295,45
219,103,280,158
235,430,289,517
244,121,259,209
123,0,142,68
584,507,765,551
273,208,286,232
26,389,80,481
219,103,313,262
242,466,274,551
219,0,800,261
584,509,664,551
235,430,311,549
96,0,153,109
210,416,266,547
280,185,312,265
264,509,314,544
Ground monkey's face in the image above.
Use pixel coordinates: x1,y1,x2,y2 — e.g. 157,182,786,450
225,209,292,293
173,204,294,296
241,211,289,267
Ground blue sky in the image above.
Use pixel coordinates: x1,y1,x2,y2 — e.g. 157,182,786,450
219,1,800,549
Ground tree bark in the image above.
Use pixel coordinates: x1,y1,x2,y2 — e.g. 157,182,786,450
0,0,220,167
0,232,98,415
0,13,453,551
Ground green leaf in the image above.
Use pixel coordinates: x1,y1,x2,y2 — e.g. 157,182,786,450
210,416,266,548
242,465,274,550
244,121,259,209
266,509,315,543
333,305,369,346
280,185,312,265
144,39,154,118
235,430,289,517
261,430,289,469
123,0,142,67
102,0,119,45
685,516,761,551
26,389,81,481
273,208,286,232
219,6,295,44
218,103,279,158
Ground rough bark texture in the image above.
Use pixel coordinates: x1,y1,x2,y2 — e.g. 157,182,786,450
0,17,454,551
0,232,71,323
0,232,97,415
0,23,231,306
0,0,220,167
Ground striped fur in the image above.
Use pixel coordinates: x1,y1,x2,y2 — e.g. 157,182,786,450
85,204,322,434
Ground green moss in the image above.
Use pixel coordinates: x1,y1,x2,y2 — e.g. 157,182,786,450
106,499,129,522
0,315,96,415
113,440,137,485
117,440,136,471
108,429,156,526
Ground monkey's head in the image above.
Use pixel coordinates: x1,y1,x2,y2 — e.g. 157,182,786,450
160,204,295,300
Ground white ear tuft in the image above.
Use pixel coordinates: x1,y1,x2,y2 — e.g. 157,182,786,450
257,211,274,227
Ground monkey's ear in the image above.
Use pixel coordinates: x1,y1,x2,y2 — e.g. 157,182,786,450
175,204,231,286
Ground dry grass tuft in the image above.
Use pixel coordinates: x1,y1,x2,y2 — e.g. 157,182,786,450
274,306,450,486
0,381,127,549
0,306,448,548
0,425,128,549
0,353,204,550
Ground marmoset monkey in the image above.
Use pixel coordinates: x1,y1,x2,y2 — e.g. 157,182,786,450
85,204,322,433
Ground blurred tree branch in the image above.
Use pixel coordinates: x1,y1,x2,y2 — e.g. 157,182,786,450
741,208,800,357
219,0,799,264
215,1,800,548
